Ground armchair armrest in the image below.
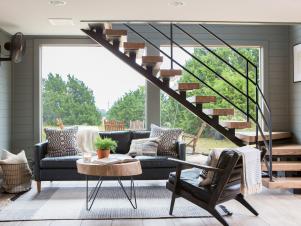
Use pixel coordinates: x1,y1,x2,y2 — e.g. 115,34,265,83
176,141,186,161
34,141,48,181
168,158,224,173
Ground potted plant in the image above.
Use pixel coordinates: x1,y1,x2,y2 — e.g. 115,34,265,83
95,137,117,159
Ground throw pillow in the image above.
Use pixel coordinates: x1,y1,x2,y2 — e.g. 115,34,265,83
0,150,32,193
199,148,224,186
44,126,79,157
150,124,182,157
128,137,160,157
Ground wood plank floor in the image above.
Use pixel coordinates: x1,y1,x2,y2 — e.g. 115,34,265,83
0,188,300,226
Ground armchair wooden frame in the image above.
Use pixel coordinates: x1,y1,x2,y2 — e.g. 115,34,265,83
166,151,259,226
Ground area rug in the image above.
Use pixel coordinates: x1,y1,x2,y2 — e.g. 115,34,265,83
0,181,229,221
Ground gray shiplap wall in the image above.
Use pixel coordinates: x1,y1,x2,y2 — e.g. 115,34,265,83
0,30,11,150
289,25,301,142
12,39,34,158
12,24,290,161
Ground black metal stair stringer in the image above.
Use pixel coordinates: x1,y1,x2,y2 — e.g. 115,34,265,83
81,28,245,147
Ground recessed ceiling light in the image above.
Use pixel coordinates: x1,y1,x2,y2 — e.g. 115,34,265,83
169,1,185,7
48,18,74,26
49,0,67,7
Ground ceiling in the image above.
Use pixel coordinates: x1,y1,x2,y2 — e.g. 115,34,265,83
0,0,301,35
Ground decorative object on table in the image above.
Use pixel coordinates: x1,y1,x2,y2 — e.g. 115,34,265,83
77,156,142,210
91,154,137,165
44,126,79,157
83,152,92,163
95,137,117,159
129,120,145,130
294,44,301,82
56,118,64,129
104,119,125,131
182,123,206,154
0,150,32,193
149,124,182,157
128,137,160,156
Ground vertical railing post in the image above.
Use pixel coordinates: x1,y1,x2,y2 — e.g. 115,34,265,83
170,23,173,69
255,66,259,148
246,62,250,122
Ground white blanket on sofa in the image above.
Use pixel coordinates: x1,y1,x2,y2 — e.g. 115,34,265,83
77,128,99,153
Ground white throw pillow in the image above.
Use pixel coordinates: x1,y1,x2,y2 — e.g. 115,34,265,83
0,150,32,193
128,137,160,157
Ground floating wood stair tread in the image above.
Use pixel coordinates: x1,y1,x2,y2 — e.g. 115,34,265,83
142,56,163,74
271,144,301,156
105,29,127,37
220,121,251,129
262,177,301,189
160,69,182,78
262,161,301,171
236,131,291,144
89,23,112,33
203,108,234,116
123,42,145,50
177,83,200,91
123,42,145,58
187,96,216,103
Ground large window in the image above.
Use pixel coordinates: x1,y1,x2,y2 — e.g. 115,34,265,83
41,46,145,139
160,46,261,153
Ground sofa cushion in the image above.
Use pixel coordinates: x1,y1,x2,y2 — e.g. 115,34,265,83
135,156,178,168
168,168,211,202
99,131,131,154
40,156,82,169
131,131,150,140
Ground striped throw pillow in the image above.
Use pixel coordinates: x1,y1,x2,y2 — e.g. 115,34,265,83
128,137,160,156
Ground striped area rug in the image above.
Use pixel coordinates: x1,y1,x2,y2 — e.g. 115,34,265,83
0,181,228,221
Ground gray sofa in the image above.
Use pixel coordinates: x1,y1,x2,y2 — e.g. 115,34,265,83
34,130,186,192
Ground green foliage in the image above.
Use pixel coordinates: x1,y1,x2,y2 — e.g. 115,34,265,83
106,86,145,127
43,73,101,126
161,47,258,134
95,137,117,152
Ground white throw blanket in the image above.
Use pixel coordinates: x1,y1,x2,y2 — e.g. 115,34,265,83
77,128,99,153
199,146,262,195
236,146,262,195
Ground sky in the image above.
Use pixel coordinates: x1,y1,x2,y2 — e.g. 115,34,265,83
41,46,193,111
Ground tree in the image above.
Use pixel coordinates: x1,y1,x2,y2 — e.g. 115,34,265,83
106,86,145,126
43,73,101,126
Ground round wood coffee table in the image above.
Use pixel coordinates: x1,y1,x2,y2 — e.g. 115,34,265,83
76,158,142,210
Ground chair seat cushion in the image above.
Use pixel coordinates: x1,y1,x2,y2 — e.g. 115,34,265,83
168,168,212,202
40,156,82,169
134,156,178,168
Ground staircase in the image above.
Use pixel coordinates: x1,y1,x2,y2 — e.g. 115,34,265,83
81,22,281,187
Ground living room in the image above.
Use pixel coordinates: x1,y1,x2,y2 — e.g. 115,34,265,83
0,1,301,226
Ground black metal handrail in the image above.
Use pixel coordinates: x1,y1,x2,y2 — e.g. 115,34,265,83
122,22,272,181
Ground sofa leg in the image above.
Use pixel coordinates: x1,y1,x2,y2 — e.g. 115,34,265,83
36,181,41,193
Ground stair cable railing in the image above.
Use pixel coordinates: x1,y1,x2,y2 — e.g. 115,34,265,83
123,23,273,181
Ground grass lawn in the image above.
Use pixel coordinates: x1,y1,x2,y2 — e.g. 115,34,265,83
189,137,237,155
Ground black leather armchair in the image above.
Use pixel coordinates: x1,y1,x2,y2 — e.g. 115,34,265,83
166,150,258,226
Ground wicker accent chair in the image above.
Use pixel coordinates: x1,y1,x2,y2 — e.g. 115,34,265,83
166,150,259,226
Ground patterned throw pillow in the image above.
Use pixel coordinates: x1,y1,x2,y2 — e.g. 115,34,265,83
44,127,79,157
150,124,182,157
128,137,160,157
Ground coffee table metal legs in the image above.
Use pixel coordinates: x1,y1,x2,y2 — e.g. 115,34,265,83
85,176,137,211
118,177,137,209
